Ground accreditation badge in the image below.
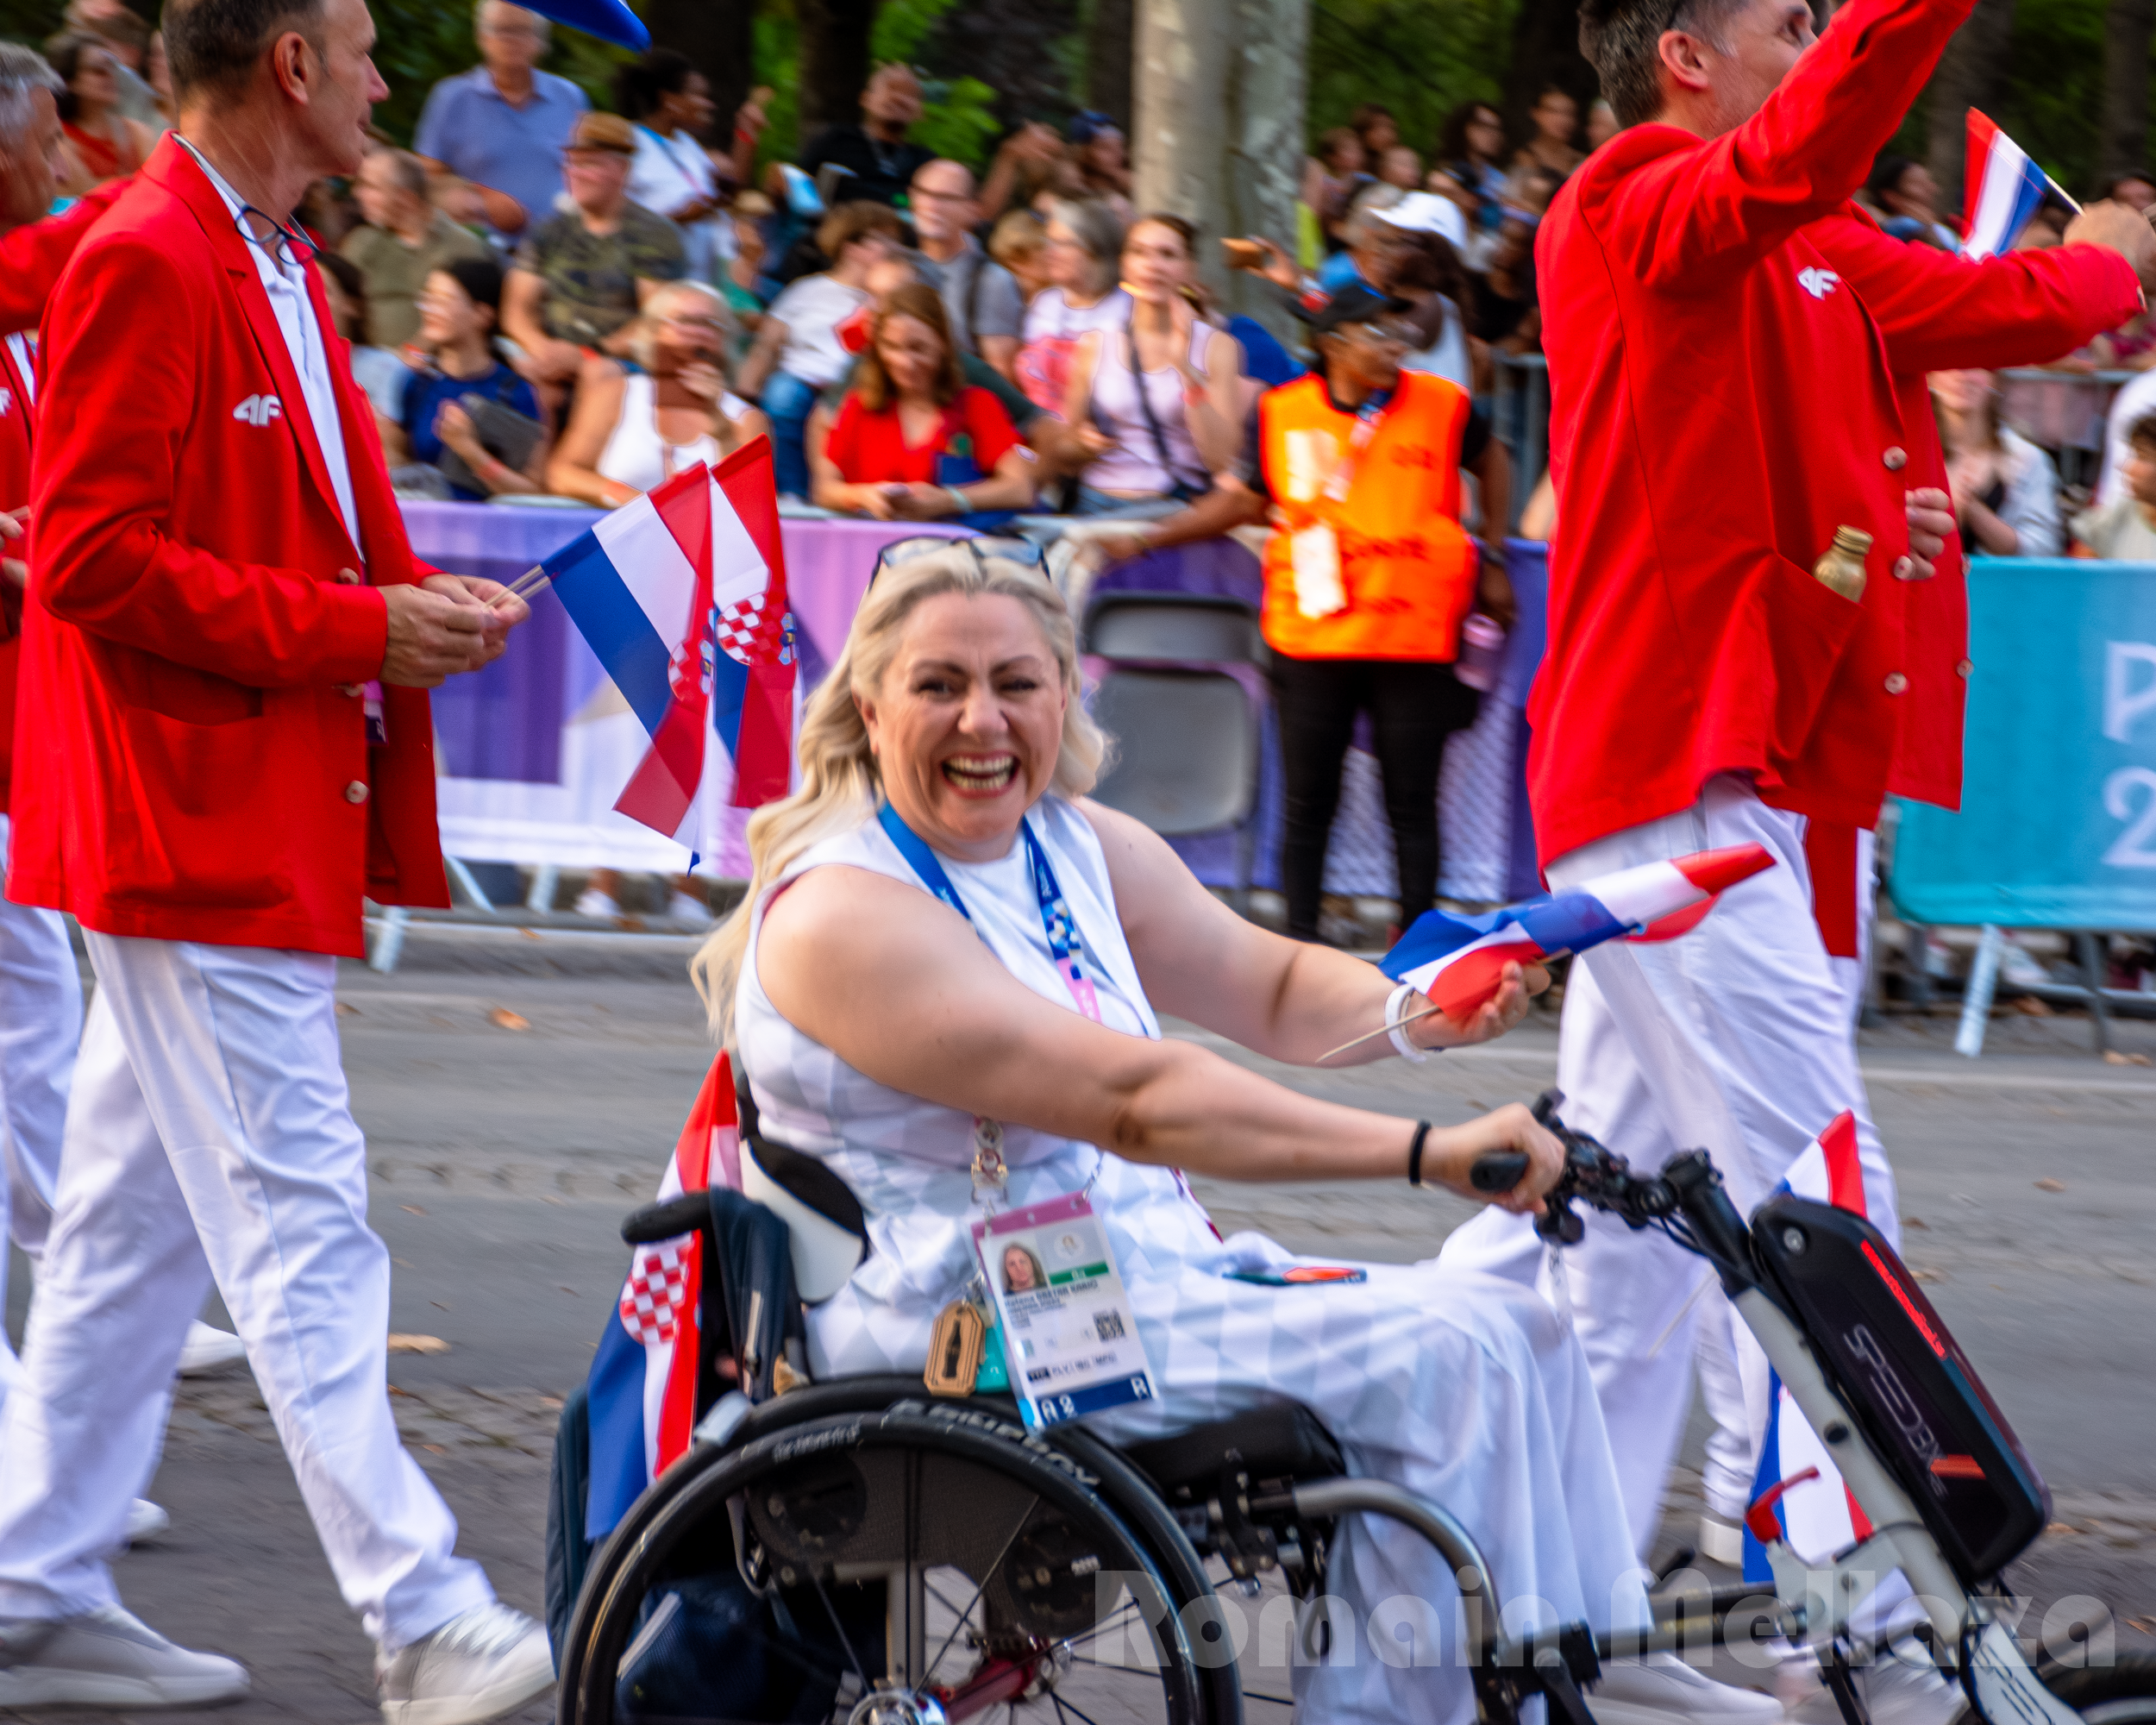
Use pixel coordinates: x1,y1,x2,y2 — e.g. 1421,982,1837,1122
972,1192,1156,1430
1289,523,1346,618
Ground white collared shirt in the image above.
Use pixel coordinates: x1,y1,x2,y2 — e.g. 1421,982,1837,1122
176,135,362,558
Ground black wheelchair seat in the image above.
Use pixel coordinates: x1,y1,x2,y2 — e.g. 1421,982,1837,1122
1119,1402,1344,1497
1116,1402,1344,1586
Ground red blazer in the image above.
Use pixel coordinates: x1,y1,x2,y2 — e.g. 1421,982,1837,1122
1530,0,2141,868
0,183,129,810
9,136,449,955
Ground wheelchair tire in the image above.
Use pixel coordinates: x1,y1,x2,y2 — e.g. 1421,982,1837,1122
561,1397,1242,1725
2043,1654,2156,1724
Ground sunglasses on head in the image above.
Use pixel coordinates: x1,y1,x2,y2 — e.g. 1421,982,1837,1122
869,533,1047,586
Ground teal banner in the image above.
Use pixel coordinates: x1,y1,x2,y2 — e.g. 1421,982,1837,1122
1892,558,2156,929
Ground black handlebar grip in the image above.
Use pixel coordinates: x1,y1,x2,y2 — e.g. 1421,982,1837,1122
1470,1151,1531,1193
621,1193,711,1245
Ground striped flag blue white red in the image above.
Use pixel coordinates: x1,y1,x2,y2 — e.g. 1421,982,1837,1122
584,1055,743,1538
1378,846,1776,1022
1743,1110,1874,1579
540,438,796,856
1961,110,2054,260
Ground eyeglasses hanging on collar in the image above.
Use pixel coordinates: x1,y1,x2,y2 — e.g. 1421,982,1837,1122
235,204,318,270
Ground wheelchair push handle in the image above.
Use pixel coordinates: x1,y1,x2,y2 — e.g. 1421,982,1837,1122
621,1192,711,1245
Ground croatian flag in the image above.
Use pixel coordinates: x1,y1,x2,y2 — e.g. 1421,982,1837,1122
1962,110,2053,260
1745,1111,1875,1579
1379,845,1776,1023
585,1053,744,1539
540,438,796,856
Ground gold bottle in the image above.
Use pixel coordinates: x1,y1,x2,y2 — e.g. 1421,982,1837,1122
1814,526,1871,603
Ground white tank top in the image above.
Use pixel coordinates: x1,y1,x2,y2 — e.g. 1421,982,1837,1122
1085,320,1211,497
734,795,1227,1377
595,372,745,495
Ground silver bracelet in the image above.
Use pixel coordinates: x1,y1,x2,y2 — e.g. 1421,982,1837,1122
1386,981,1431,1063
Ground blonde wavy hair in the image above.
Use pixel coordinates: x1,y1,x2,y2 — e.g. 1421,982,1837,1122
691,544,1111,1041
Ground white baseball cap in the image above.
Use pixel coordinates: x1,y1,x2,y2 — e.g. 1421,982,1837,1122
1373,191,1470,250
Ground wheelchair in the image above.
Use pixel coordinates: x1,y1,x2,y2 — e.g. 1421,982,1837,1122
557,1109,2156,1725
552,1180,1645,1725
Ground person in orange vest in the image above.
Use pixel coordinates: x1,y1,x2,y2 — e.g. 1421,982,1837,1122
1099,283,1513,941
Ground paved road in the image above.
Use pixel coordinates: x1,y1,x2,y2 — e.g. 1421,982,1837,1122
5,956,2154,1722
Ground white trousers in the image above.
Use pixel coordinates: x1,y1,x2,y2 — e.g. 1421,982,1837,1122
0,934,492,1648
1440,775,1900,1552
0,813,84,1408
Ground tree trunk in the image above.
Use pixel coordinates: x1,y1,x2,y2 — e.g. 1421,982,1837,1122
1133,0,1309,340
1500,0,1598,151
1925,0,2017,211
2102,0,2156,184
797,0,879,144
647,0,755,144
1087,0,1137,131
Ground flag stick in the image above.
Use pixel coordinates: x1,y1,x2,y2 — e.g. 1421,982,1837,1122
1317,949,1573,1063
486,563,552,612
2046,174,2083,216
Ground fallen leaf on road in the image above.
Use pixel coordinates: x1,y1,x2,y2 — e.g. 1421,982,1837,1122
2011,995,2053,1017
541,1395,564,1410
1906,1216,1928,1229
418,1443,446,1454
2047,1522,2079,1535
488,1007,530,1031
2103,1050,2153,1066
388,1334,448,1355
2128,1618,2156,1636
518,927,542,942
557,1285,577,1295
431,1300,450,1311
400,1204,426,1216
335,1001,360,1017
2034,1178,2066,1193
1912,1267,1943,1282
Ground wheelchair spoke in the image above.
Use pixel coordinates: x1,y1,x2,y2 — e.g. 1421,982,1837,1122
923,1496,1040,1684
810,1571,872,1695
1049,1692,1108,1725
1056,1602,1140,1653
1242,1690,1296,1709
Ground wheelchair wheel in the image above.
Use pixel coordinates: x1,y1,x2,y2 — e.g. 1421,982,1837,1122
561,1400,1237,1725
2044,1654,2156,1723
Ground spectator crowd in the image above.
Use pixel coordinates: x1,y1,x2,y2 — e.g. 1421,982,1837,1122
13,3,2149,936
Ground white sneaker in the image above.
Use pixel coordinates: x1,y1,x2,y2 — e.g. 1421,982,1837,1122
573,888,619,919
177,1320,248,1377
1699,1509,1747,1567
377,1603,554,1725
0,1606,248,1708
1593,1651,1787,1725
125,1499,170,1545
1787,1642,1967,1725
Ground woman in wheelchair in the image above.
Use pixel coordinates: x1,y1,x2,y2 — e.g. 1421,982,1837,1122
688,543,1779,1725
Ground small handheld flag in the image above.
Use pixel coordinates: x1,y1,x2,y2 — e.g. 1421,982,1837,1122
1744,1111,1875,1577
1365,845,1776,1040
537,439,796,856
584,1054,739,1538
1962,110,2077,260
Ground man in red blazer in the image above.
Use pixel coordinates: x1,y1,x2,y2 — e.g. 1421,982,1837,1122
0,0,547,1716
1439,0,2155,1607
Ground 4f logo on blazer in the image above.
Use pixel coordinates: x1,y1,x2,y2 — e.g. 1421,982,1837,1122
232,392,283,427
1796,267,1841,300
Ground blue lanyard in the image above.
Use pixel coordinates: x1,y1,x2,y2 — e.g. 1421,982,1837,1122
877,802,1103,1023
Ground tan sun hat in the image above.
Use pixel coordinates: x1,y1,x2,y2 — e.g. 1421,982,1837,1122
566,111,637,156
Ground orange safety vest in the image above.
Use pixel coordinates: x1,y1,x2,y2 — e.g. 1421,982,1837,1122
1257,369,1478,662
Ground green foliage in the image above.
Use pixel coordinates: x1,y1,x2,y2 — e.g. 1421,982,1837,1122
745,0,1002,172
1306,0,1516,157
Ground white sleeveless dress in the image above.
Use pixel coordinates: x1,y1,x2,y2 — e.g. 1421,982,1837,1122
736,795,1648,1725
